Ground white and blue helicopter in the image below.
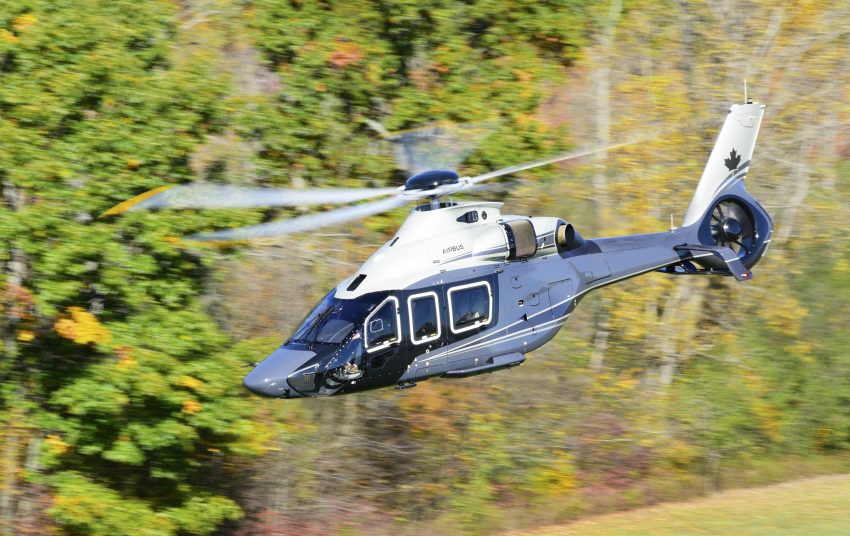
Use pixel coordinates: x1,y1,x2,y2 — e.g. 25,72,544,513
109,100,772,398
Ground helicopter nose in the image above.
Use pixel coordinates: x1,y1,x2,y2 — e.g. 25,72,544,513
243,347,316,398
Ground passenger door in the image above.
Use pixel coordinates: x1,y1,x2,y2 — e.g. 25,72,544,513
444,278,497,370
407,290,448,377
364,296,403,372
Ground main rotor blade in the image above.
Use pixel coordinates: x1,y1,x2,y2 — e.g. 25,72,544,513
102,184,400,216
467,141,638,185
189,195,409,241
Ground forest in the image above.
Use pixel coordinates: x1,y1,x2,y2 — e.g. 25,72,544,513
1,1,849,534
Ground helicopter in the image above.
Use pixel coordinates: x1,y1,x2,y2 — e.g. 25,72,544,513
106,99,772,399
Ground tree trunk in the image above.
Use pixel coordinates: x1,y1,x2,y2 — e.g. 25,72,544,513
656,279,703,387
1,183,30,536
590,299,611,373
588,0,622,373
591,0,622,233
0,421,19,536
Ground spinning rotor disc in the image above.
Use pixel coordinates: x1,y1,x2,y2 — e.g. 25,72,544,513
103,120,640,242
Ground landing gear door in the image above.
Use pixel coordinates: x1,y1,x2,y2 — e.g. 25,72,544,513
408,290,448,377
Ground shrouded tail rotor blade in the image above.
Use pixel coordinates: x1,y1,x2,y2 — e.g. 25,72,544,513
189,195,410,241
467,140,639,185
102,184,401,216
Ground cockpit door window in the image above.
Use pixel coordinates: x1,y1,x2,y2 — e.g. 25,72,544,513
408,291,441,345
447,281,492,334
364,296,400,353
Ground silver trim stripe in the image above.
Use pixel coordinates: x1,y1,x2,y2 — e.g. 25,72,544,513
419,253,719,365
419,316,569,363
443,317,567,358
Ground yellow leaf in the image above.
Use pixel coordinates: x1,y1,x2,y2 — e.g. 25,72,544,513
12,14,37,32
177,375,204,390
16,330,34,342
53,318,77,339
114,345,138,368
182,399,202,415
54,306,111,345
0,30,18,44
46,434,70,455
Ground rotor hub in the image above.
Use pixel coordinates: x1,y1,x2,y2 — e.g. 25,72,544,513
404,169,460,191
721,218,743,241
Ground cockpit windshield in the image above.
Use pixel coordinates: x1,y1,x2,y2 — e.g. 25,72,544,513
288,289,389,347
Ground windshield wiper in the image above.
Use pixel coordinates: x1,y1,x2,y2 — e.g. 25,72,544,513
298,306,337,348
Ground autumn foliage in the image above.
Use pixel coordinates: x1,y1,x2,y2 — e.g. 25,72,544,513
2,1,850,535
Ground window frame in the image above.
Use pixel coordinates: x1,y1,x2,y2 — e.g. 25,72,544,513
364,296,401,353
447,281,493,334
407,291,442,346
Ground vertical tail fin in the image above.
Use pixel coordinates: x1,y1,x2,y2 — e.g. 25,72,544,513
683,102,766,227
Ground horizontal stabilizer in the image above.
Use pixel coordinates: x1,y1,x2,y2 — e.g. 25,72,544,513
673,244,753,281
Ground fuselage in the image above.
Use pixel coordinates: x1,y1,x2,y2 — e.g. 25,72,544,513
242,200,694,398
235,102,774,399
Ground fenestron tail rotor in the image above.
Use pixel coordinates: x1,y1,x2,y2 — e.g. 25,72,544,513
710,199,756,257
103,139,638,241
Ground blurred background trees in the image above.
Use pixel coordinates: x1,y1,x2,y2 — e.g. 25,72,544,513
1,1,849,535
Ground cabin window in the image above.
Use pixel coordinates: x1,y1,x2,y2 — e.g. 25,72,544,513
447,281,492,334
364,296,400,353
408,291,441,345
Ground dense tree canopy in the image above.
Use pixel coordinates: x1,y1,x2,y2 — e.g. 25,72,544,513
1,1,266,533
